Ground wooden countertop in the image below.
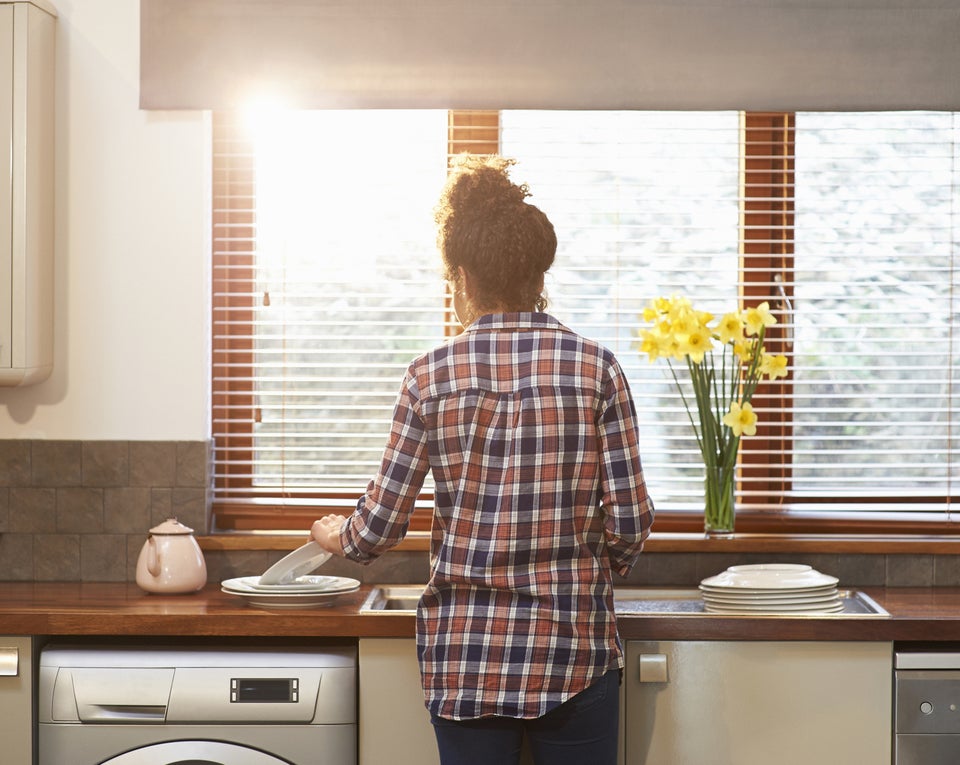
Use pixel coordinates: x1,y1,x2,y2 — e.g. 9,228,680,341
0,583,958,641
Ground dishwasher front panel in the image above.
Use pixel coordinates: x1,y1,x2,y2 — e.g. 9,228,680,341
896,669,960,734
895,658,960,764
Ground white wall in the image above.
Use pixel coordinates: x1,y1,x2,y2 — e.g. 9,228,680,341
0,0,209,440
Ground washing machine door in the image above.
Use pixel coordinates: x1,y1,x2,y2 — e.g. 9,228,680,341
98,740,293,765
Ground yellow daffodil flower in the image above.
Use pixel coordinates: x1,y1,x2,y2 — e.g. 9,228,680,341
637,330,661,362
744,301,777,336
677,327,713,364
733,339,753,363
654,296,674,314
760,353,789,380
722,401,758,437
717,312,744,344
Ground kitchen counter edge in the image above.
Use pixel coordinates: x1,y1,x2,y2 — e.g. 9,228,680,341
1,583,959,641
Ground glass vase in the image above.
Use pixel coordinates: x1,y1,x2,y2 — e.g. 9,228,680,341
704,464,736,537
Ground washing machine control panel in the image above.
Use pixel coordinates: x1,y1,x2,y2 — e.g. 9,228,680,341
231,676,299,703
38,644,358,765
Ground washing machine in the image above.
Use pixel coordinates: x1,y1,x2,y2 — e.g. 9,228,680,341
38,643,356,765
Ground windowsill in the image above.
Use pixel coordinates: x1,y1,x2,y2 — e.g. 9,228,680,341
198,530,960,555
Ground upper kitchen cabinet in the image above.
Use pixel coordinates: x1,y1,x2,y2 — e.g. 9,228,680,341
0,0,54,386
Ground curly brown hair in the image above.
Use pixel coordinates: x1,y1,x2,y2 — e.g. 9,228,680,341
434,154,556,312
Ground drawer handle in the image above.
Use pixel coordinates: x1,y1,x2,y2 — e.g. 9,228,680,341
638,653,668,683
0,647,18,677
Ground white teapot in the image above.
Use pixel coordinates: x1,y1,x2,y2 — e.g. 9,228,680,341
135,518,207,594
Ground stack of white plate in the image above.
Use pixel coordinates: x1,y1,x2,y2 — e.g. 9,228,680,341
699,563,842,614
221,540,360,609
221,574,360,609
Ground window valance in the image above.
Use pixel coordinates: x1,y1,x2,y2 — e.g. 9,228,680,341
141,0,960,111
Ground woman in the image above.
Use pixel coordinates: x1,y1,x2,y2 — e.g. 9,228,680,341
312,154,653,765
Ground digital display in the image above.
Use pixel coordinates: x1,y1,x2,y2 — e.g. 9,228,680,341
230,677,298,703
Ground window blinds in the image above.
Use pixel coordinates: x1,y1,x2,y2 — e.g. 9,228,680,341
499,111,960,516
788,112,960,509
212,109,960,530
212,111,450,528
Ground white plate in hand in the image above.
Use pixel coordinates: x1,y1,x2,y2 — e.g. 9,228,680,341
258,541,332,585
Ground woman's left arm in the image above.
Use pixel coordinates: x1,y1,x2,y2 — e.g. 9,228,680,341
597,361,655,576
336,368,431,562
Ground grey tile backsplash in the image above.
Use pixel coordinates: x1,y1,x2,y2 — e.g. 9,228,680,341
0,440,210,582
0,439,957,587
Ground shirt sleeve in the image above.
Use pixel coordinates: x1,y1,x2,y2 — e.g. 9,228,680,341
340,367,431,562
596,357,655,577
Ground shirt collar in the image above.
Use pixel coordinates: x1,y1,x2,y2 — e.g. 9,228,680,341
466,312,564,333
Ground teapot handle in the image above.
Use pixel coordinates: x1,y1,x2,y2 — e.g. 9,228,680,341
146,536,161,577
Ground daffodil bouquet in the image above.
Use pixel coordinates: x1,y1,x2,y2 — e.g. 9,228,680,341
638,296,788,534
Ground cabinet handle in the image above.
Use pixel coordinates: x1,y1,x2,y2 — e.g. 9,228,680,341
637,653,668,683
0,647,18,677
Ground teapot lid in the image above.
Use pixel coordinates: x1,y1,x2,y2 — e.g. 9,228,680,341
149,518,194,535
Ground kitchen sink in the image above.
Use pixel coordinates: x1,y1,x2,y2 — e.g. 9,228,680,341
360,585,889,617
359,585,424,614
612,587,889,617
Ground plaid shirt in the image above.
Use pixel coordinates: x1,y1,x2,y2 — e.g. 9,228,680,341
340,312,653,720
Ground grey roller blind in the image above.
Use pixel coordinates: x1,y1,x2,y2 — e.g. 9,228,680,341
142,0,960,111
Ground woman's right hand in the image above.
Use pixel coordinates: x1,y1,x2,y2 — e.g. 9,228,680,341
311,514,347,557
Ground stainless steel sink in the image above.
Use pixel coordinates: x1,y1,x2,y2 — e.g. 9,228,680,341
360,585,888,617
613,587,889,617
359,585,424,614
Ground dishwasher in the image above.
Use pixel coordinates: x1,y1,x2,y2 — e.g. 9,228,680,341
895,648,960,764
38,642,356,765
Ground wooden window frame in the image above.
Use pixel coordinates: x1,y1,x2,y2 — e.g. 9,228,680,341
212,109,958,535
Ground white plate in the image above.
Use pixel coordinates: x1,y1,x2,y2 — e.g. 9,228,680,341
727,564,812,574
699,583,838,599
700,563,838,591
700,586,837,603
701,591,840,606
704,598,844,614
258,541,332,585
222,575,347,594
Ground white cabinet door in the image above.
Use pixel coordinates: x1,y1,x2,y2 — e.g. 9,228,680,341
359,638,615,765
0,4,13,373
0,0,55,386
624,641,892,765
0,637,33,765
359,638,439,765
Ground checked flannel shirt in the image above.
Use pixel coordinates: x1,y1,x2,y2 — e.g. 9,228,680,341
340,312,654,720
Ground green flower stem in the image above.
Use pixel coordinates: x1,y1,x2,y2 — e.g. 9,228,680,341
704,462,736,534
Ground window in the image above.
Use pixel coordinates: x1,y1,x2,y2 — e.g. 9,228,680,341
212,110,960,533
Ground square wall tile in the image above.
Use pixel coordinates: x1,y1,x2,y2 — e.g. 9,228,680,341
886,554,935,587
9,488,57,533
0,533,33,580
33,534,80,581
56,488,104,533
81,534,128,582
104,487,153,534
0,441,31,486
129,442,177,487
32,441,82,487
82,441,129,487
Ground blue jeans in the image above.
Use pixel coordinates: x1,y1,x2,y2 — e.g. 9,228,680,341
430,669,620,765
